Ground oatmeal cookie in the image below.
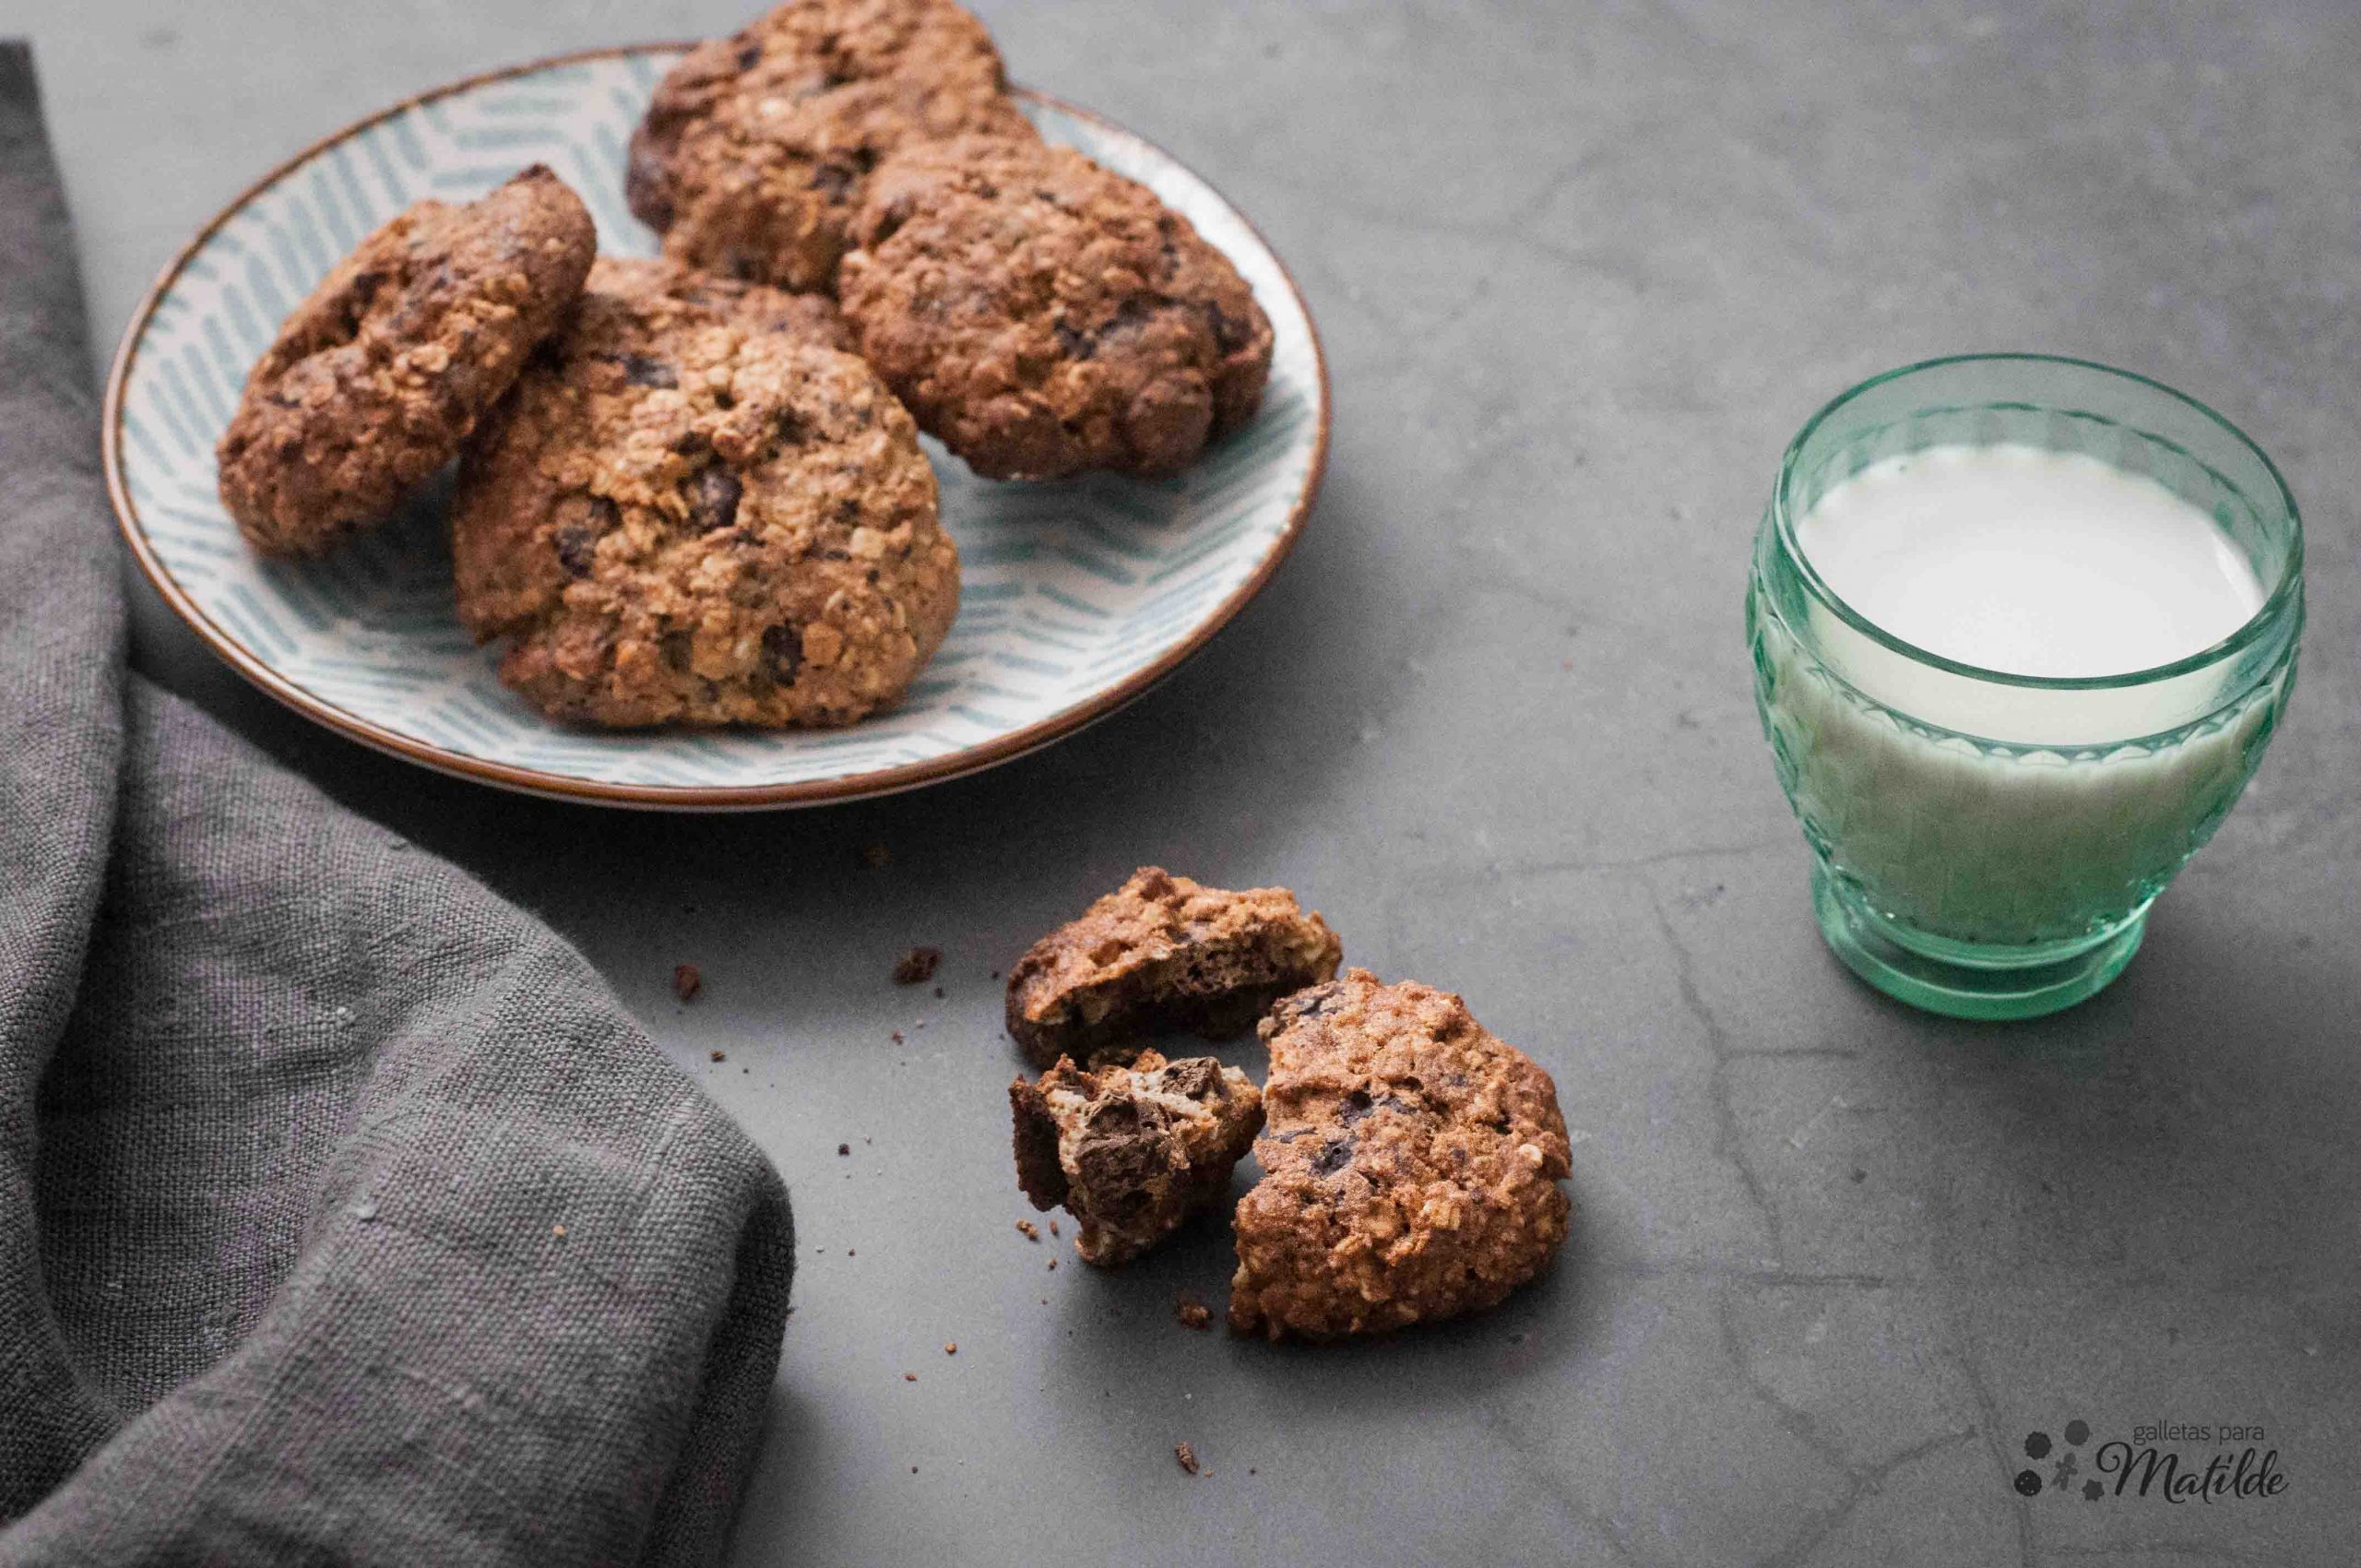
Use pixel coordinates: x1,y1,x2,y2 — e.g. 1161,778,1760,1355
1011,1050,1264,1267
1004,868,1342,1069
627,0,1038,291
216,165,594,556
448,255,956,728
838,135,1275,479
1228,970,1572,1340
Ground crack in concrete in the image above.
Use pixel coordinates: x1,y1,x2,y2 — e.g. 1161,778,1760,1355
2048,1544,2265,1563
1757,1425,1982,1568
1943,1331,2038,1568
1712,1284,1984,1568
1501,838,1793,879
1649,884,1784,1264
1477,1401,1652,1567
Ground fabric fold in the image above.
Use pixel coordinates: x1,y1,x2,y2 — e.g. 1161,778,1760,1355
0,43,791,1568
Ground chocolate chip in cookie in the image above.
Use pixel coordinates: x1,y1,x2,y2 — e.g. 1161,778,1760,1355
1010,1050,1264,1267
449,255,955,729
1003,868,1342,1069
216,165,595,556
1228,969,1573,1340
627,0,1038,292
839,135,1275,479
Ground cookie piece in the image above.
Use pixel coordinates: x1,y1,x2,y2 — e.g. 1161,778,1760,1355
627,0,1038,291
217,165,594,556
1228,970,1572,1340
449,255,955,729
1011,1051,1264,1267
1004,868,1342,1069
838,135,1275,479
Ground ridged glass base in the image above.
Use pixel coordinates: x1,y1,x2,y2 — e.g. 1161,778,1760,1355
1810,861,2146,1020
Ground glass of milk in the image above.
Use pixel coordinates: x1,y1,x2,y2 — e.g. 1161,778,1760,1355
1747,354,2304,1019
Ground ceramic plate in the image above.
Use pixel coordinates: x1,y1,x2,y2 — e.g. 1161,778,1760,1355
104,46,1328,809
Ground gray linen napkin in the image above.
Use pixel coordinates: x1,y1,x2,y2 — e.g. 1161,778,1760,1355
0,44,792,1567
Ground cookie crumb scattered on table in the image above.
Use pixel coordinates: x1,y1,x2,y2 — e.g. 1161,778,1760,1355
943,1342,956,1355
1174,1443,1201,1477
839,1144,851,1157
709,1049,726,1063
894,947,943,984
1175,1298,1212,1331
1015,1219,1038,1241
673,963,702,1002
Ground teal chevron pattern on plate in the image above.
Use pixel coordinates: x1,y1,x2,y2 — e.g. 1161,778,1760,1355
113,49,1324,805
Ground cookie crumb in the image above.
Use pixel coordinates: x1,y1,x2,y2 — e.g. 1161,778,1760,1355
1175,1298,1212,1331
839,1144,851,1157
903,1372,916,1383
893,946,943,984
862,844,891,870
943,1342,956,1355
890,1029,904,1044
1174,1443,1201,1477
1048,1219,1060,1237
1015,1219,1039,1241
672,963,702,1002
709,1049,726,1063
552,1224,566,1238
846,1249,855,1256
1047,1258,1058,1271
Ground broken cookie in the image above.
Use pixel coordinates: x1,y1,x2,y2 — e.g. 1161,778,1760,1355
1004,868,1342,1069
1010,1050,1264,1267
1228,969,1572,1340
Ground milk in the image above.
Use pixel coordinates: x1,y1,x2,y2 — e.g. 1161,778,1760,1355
1754,442,2290,947
1796,444,2266,678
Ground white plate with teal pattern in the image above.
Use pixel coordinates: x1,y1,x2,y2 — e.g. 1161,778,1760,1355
105,46,1328,809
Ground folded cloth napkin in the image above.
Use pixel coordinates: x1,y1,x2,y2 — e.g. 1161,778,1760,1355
0,45,792,1568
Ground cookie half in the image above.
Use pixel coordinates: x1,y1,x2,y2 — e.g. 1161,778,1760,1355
449,256,956,729
216,164,594,556
1228,970,1572,1340
839,135,1275,479
1011,1051,1264,1267
627,0,1038,291
1004,868,1342,1069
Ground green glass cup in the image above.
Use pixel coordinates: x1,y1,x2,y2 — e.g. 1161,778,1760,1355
1746,354,2305,1020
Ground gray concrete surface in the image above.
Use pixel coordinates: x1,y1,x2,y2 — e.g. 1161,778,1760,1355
8,1,2359,1562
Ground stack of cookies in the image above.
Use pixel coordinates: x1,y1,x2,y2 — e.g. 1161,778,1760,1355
1006,870,1576,1342
213,0,1275,730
